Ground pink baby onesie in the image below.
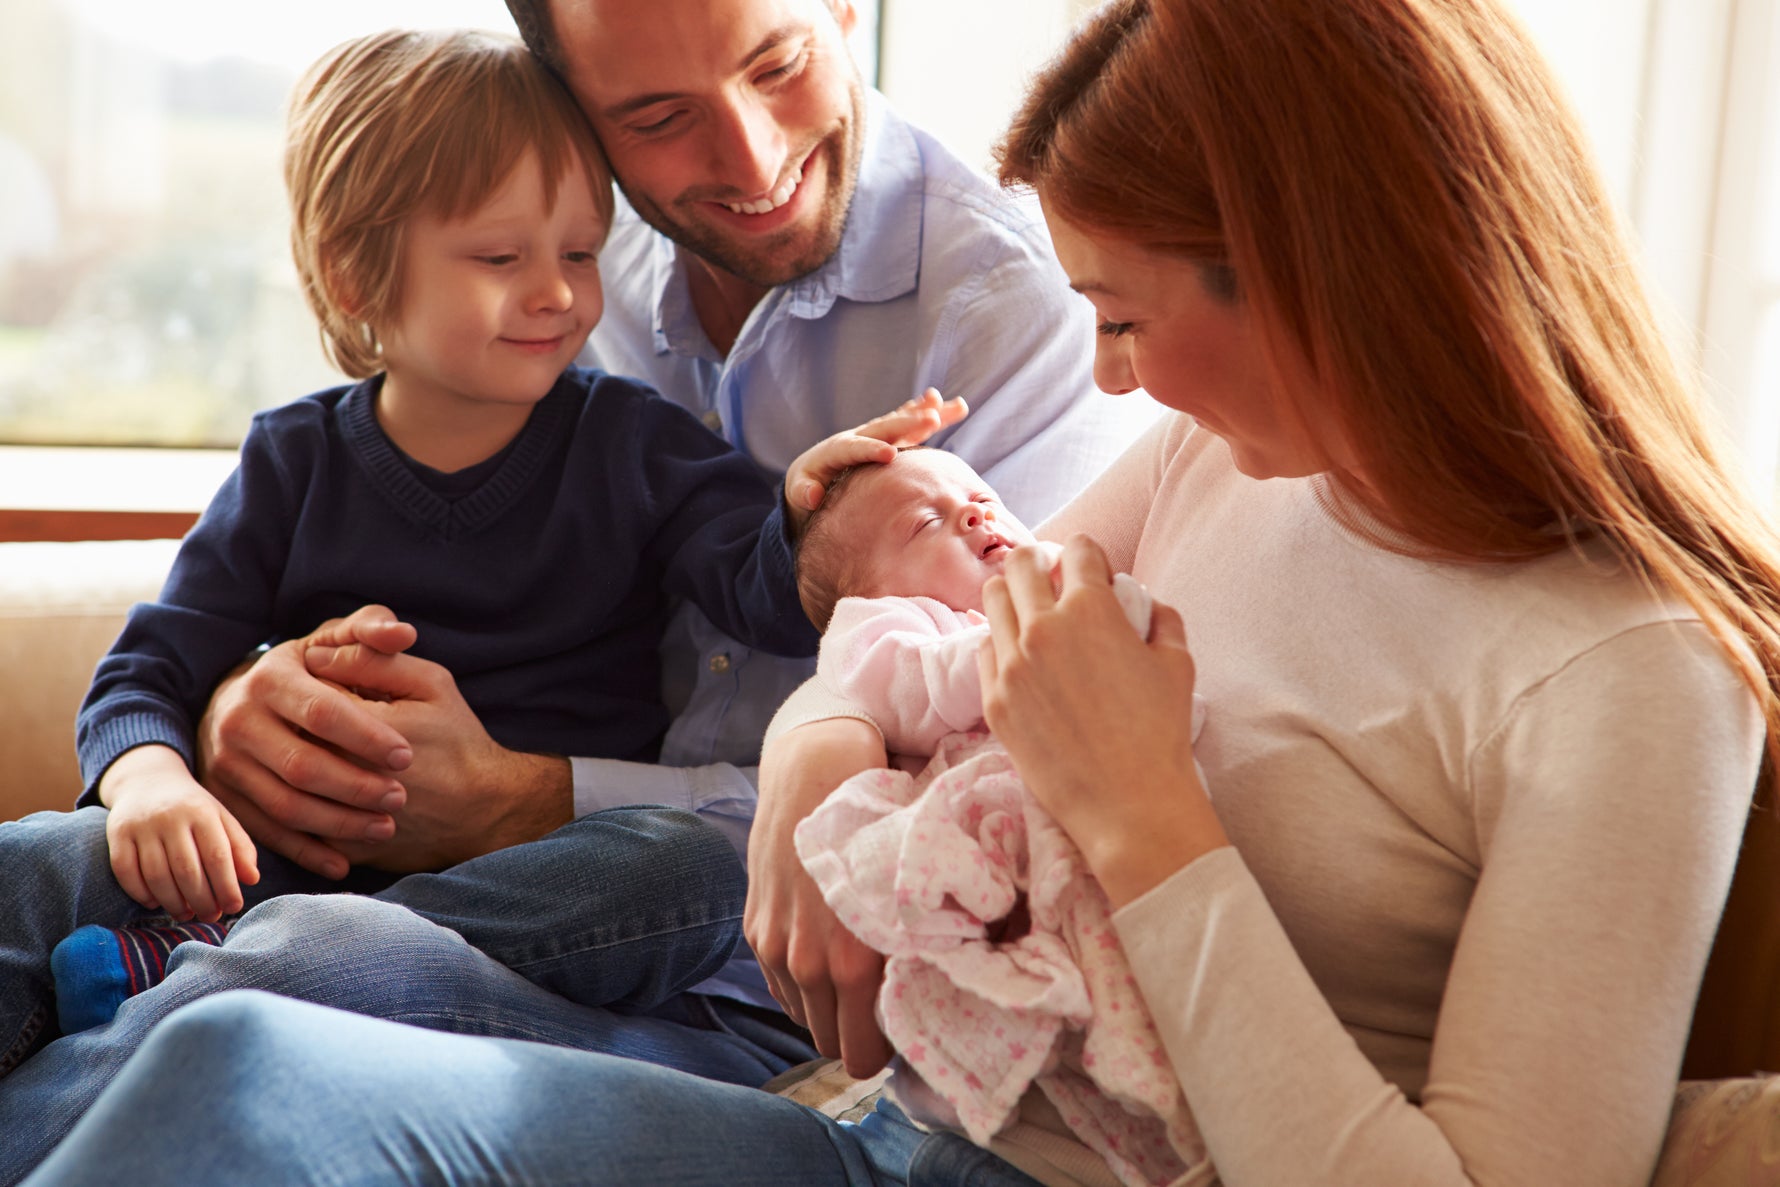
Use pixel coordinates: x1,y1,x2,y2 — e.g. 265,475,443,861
795,571,1214,1187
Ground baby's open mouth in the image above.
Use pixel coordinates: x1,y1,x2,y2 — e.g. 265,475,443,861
981,537,1009,559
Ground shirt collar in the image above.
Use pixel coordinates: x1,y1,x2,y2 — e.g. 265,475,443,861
646,89,924,356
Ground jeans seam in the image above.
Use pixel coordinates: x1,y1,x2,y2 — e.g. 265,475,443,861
494,912,742,973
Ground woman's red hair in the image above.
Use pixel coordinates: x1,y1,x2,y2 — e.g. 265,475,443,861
999,0,1780,777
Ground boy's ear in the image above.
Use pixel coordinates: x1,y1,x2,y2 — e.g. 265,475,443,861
323,261,367,321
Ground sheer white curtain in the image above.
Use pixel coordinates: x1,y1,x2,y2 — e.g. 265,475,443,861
1510,0,1780,498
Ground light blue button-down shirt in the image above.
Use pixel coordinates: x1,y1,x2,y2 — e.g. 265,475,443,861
571,92,1157,1005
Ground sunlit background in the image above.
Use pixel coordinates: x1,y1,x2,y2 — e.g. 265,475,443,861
1,0,1776,498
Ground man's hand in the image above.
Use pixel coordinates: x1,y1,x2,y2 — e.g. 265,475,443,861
782,389,969,532
746,717,894,1077
196,606,419,879
101,745,259,922
302,640,574,873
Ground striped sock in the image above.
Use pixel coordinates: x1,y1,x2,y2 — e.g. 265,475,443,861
50,917,235,1033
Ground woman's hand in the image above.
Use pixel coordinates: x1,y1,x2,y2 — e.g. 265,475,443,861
978,534,1228,907
746,717,894,1077
782,388,969,532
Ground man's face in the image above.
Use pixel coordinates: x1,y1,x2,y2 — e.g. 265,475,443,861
549,0,865,288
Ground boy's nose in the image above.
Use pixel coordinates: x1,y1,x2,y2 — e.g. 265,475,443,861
527,263,573,312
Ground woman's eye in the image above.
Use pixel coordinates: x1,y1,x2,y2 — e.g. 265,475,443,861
631,112,681,136
1097,320,1134,338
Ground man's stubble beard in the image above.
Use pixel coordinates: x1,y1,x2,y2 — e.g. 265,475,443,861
617,79,867,290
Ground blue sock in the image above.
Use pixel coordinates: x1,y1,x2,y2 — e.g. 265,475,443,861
51,918,234,1033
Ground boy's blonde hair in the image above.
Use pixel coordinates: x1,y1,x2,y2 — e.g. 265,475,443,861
285,28,613,378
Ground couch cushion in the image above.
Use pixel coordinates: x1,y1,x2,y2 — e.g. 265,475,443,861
1652,1076,1780,1186
0,539,178,820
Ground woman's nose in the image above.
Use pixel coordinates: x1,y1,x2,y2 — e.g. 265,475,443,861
1093,335,1139,396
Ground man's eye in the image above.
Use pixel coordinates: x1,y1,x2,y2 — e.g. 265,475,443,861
760,49,809,83
1097,320,1134,338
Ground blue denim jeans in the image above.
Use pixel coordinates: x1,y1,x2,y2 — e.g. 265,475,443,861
0,805,809,1184
21,992,1047,1187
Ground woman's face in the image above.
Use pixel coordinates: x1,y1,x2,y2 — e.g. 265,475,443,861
1041,199,1347,482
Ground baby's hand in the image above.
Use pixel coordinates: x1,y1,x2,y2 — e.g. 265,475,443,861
104,749,259,921
785,389,969,530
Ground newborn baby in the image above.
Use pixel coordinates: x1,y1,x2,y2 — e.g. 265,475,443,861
790,446,1210,1187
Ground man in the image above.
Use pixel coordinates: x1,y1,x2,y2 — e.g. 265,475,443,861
0,0,1139,1176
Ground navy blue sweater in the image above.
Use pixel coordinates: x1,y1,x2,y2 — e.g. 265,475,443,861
76,368,815,802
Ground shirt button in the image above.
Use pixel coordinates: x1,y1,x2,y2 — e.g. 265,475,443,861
708,653,731,674
702,409,723,432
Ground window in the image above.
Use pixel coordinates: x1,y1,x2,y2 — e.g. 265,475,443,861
0,1,880,452
0,2,523,449
2,0,1772,501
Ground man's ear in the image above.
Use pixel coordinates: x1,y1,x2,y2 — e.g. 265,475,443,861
830,0,859,39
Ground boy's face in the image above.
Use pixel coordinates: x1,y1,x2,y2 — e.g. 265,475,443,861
378,150,607,418
836,451,1035,614
548,0,864,289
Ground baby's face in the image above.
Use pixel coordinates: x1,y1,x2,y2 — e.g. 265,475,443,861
836,450,1035,613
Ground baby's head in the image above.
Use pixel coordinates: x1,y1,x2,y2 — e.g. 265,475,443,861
796,448,1036,629
284,29,614,378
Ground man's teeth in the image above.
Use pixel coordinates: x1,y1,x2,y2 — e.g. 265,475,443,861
725,164,803,215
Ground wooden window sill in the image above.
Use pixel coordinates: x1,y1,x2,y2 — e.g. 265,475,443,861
0,446,235,542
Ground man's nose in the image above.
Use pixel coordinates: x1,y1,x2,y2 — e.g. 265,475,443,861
708,94,786,199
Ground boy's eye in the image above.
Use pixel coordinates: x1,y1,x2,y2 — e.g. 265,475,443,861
563,251,598,265
476,254,518,266
1097,320,1134,338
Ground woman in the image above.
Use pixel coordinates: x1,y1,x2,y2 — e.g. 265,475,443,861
22,0,1780,1184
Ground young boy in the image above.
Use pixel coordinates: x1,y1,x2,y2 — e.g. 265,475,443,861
779,440,1208,1187
50,28,815,1031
